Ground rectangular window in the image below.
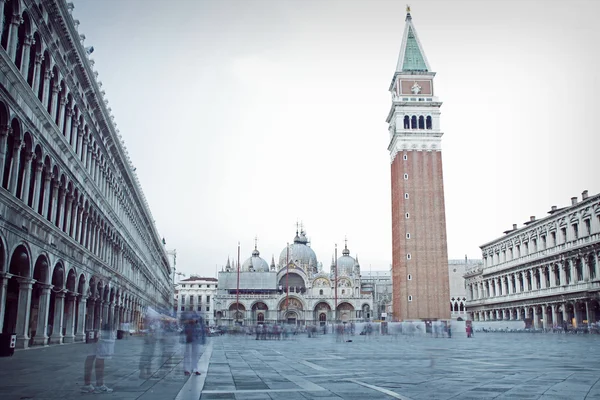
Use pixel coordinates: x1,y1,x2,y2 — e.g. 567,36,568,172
532,239,537,253
541,235,546,250
584,219,591,235
573,224,579,240
405,193,409,199
206,295,210,303
561,227,567,243
206,306,210,312
181,306,184,311
551,231,556,247
189,295,194,304
197,305,201,311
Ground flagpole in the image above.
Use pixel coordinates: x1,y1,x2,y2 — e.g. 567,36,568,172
236,242,240,325
286,243,290,316
334,243,338,323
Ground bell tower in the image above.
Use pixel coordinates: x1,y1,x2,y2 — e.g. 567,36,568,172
387,7,450,320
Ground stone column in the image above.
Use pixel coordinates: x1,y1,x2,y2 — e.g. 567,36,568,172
50,83,59,121
64,194,73,233
71,203,79,239
86,299,95,331
550,265,557,287
57,187,66,229
71,120,79,152
32,54,43,95
19,34,33,79
582,257,589,281
33,284,52,346
8,139,23,196
32,161,43,211
0,272,9,333
75,296,87,342
42,70,52,109
539,267,546,289
516,308,521,320
50,290,66,344
551,304,559,328
42,173,52,219
0,125,10,181
7,13,21,61
50,181,60,224
64,109,72,141
19,152,33,203
63,293,77,343
57,97,67,133
541,305,548,330
108,302,115,329
77,130,85,159
15,278,34,349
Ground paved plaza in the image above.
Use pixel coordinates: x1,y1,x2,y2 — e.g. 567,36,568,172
1,332,600,399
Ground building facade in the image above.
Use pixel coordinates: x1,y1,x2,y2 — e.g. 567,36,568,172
0,0,172,348
448,258,481,320
174,276,217,326
360,270,392,321
387,8,450,320
214,229,373,326
465,191,600,329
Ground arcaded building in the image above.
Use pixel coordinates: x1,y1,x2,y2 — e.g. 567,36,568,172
387,8,450,321
214,229,373,326
0,0,172,348
465,191,600,329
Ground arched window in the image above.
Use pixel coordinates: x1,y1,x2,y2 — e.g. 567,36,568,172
411,116,417,129
418,116,424,129
459,302,464,312
257,313,264,323
426,116,432,129
453,302,459,312
450,302,453,312
319,289,323,295
403,115,410,129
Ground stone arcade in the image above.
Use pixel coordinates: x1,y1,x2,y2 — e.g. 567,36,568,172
0,0,172,348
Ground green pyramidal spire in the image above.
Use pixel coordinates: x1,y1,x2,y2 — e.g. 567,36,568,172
396,10,430,73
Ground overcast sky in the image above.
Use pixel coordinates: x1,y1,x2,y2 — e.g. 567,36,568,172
72,0,599,279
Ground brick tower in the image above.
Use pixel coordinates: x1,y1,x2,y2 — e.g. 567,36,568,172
387,7,450,320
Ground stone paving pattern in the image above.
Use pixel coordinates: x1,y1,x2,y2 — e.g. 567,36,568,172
0,331,600,399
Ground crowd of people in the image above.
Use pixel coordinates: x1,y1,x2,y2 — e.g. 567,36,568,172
80,309,207,394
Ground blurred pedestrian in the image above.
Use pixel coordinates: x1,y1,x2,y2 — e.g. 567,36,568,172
183,314,206,376
82,322,116,393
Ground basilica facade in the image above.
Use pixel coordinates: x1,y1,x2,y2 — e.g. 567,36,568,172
0,0,172,348
214,229,373,326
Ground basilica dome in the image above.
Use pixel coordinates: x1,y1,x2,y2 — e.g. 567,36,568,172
336,244,358,276
241,248,270,272
278,230,318,271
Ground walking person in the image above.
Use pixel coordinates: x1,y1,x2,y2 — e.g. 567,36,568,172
81,322,116,393
183,313,206,376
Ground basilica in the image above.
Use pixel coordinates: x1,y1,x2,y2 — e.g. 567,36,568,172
214,229,373,326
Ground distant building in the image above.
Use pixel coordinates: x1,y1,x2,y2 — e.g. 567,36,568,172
387,8,450,320
360,270,392,320
448,258,481,320
174,276,218,326
214,228,373,326
465,191,600,329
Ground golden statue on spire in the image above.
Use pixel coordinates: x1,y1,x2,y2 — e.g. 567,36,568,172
406,5,411,14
